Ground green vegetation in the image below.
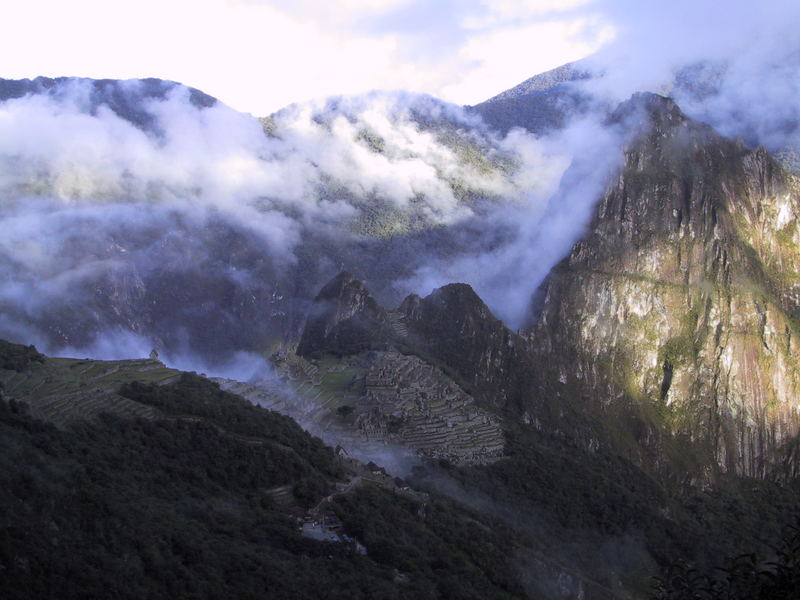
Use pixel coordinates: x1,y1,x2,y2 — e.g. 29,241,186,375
0,339,44,372
418,425,800,596
432,124,512,178
336,404,355,422
333,486,526,599
652,521,800,599
0,356,179,402
659,335,694,367
356,128,386,154
0,354,182,427
0,394,356,599
318,365,365,401
120,374,343,480
0,370,532,599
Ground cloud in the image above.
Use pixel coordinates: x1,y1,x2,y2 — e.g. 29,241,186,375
353,0,610,105
0,0,598,114
567,0,800,155
0,80,556,229
0,85,303,256
0,78,578,355
399,2,800,329
0,0,411,114
442,17,612,105
401,113,622,329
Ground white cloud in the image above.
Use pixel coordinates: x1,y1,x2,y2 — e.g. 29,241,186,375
401,113,622,329
441,17,613,105
0,77,584,351
0,0,599,114
462,0,591,29
1,0,407,113
0,80,567,279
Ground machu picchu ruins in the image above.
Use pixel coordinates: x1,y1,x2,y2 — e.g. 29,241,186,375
357,352,504,463
226,272,511,465
0,350,180,427
225,347,506,466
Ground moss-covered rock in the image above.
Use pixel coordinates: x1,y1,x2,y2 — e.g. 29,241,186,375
528,93,800,481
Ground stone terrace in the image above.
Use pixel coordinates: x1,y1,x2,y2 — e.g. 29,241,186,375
356,352,505,464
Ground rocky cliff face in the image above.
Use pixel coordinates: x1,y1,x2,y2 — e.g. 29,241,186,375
299,272,536,414
401,284,534,413
528,93,800,480
297,271,396,358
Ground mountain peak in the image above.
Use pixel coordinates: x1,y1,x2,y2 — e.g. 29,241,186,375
529,87,800,479
401,283,534,411
314,271,363,300
297,272,394,358
0,76,218,133
479,60,593,105
417,282,488,314
609,91,688,134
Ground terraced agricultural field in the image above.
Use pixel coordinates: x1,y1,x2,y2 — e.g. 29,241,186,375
315,362,366,414
255,350,504,465
0,356,181,426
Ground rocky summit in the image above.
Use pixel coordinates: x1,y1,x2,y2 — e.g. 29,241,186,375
528,93,800,482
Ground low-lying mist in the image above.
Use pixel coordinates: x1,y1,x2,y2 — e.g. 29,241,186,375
0,77,589,356
570,0,800,162
3,0,797,366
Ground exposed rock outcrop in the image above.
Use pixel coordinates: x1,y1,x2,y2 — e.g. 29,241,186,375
297,271,396,358
528,93,800,480
401,284,534,412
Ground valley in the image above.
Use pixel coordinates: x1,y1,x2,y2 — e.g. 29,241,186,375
2,40,800,598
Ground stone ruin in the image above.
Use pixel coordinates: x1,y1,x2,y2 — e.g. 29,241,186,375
218,348,505,466
355,352,505,464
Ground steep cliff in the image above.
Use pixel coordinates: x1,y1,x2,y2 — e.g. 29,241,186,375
298,272,536,414
401,284,534,413
528,93,800,480
296,271,396,358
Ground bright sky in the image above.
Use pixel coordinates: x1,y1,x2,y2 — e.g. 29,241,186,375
1,0,614,115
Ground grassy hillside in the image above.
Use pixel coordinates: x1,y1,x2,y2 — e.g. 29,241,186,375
0,342,532,599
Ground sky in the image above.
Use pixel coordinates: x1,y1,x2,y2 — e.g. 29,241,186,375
1,0,613,115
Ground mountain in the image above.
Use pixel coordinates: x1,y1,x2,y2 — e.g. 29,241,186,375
470,57,800,173
280,88,800,594
0,76,216,132
2,64,800,599
527,93,800,482
400,284,534,413
469,61,593,135
287,267,800,598
0,340,529,600
297,271,397,358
